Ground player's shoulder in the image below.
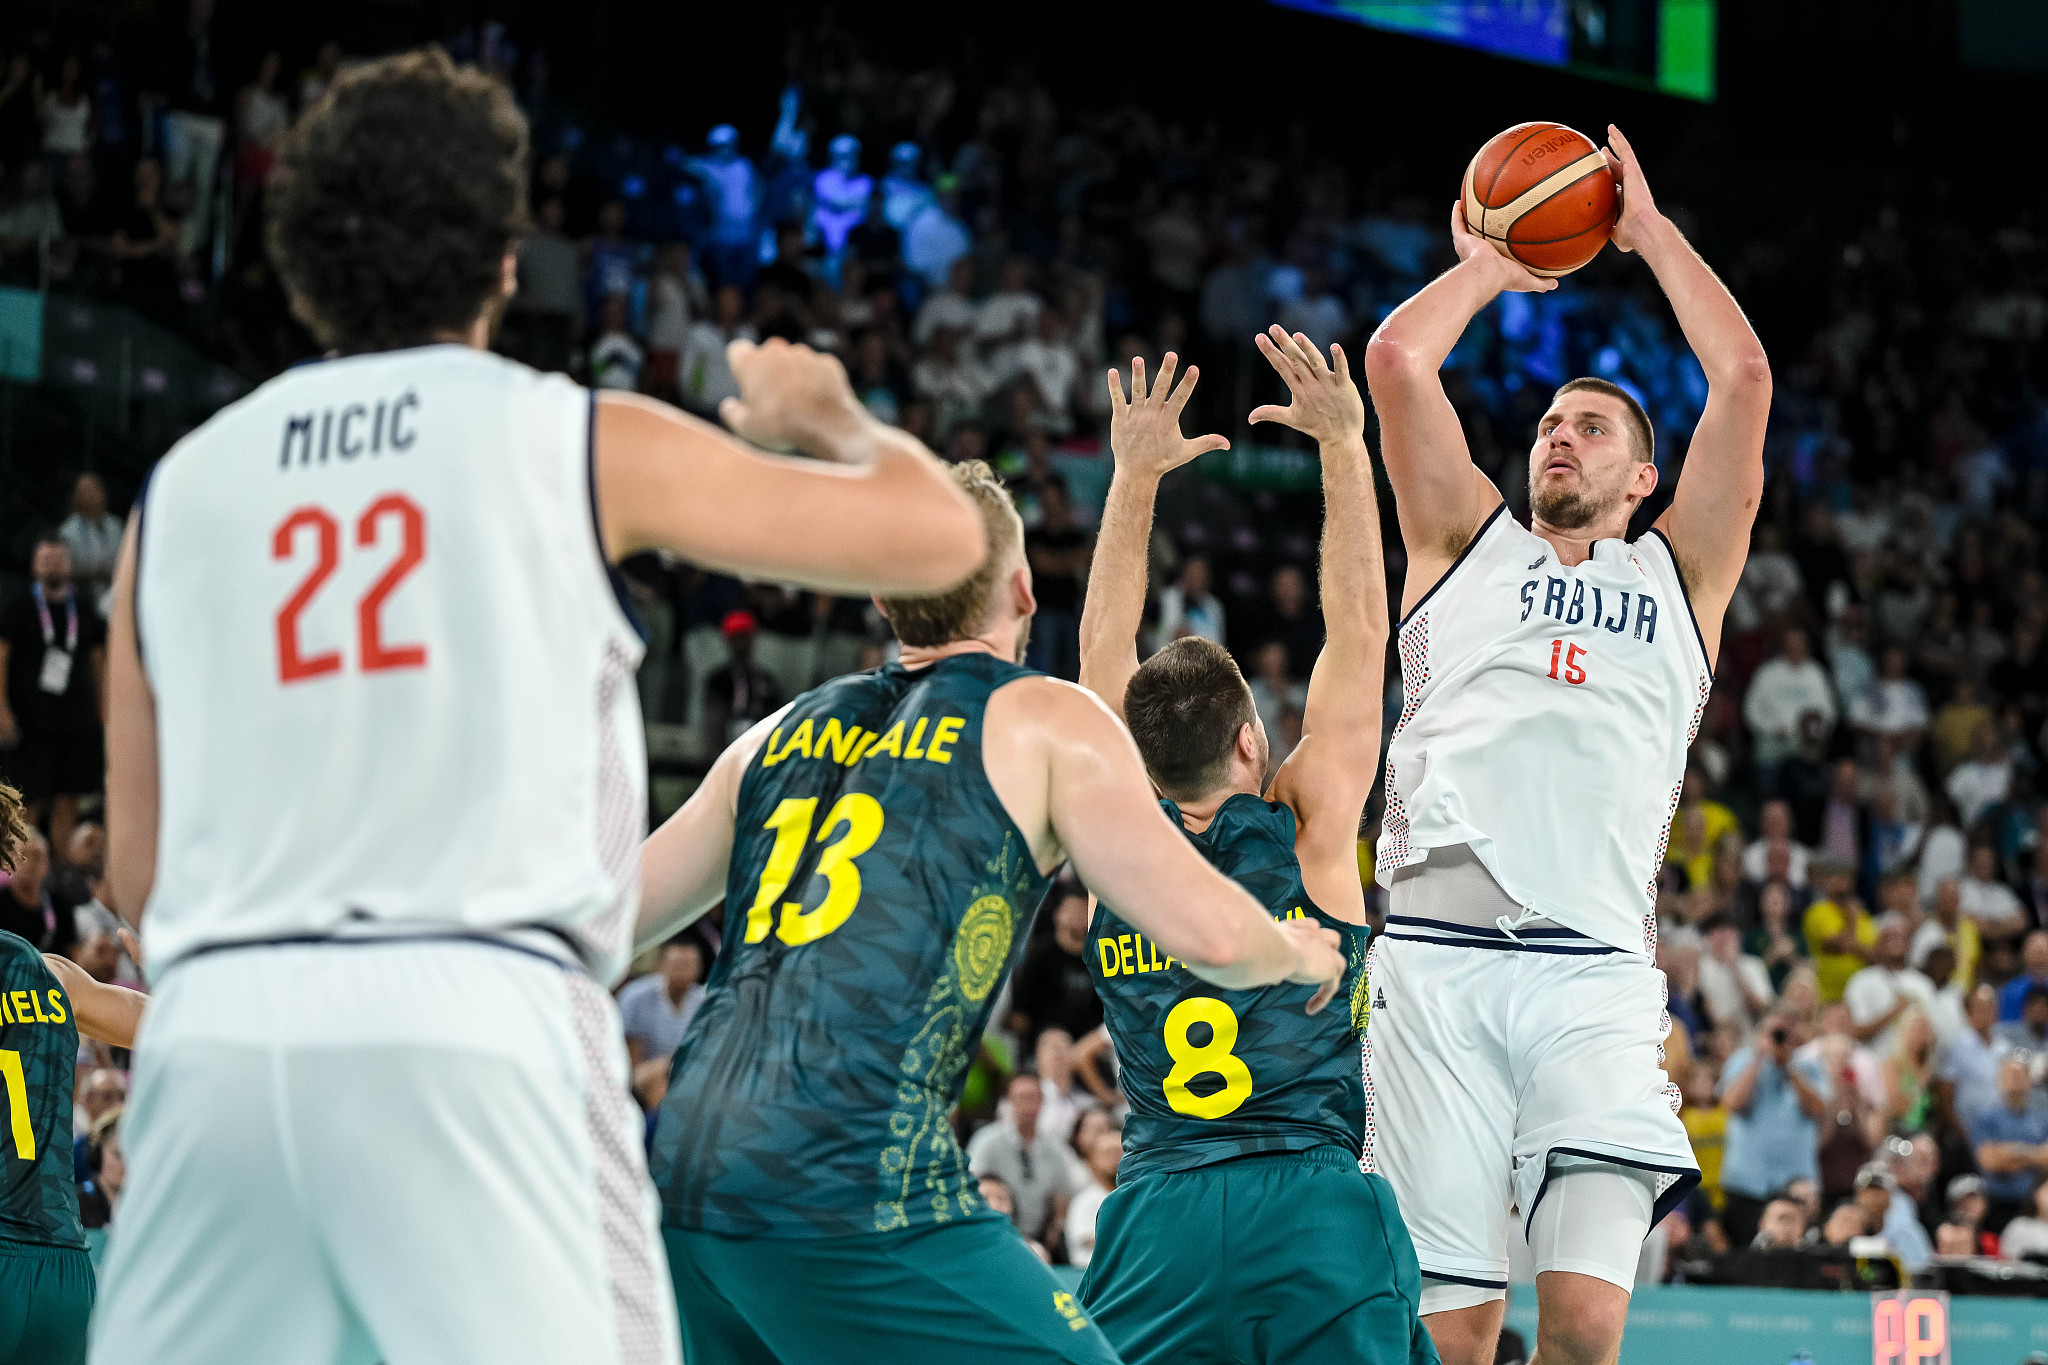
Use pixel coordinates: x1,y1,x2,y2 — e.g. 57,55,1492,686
0,929,49,977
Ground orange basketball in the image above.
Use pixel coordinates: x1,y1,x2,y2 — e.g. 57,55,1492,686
1461,122,1617,278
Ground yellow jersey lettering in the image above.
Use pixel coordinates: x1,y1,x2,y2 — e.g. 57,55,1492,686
1097,938,1119,977
1117,934,1136,975
848,731,880,764
27,991,48,1024
1146,938,1166,972
904,717,930,760
818,718,863,764
8,991,31,1024
865,721,906,761
926,715,965,764
759,726,787,766
45,990,66,1024
781,718,815,761
0,992,11,1024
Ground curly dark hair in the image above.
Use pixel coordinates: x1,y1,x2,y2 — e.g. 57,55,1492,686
267,47,529,352
0,781,24,873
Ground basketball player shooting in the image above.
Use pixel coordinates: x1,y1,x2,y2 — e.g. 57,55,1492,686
1360,125,1769,1365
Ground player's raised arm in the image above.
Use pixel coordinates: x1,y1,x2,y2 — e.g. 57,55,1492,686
992,679,1347,1012
1251,328,1387,922
597,337,984,596
1364,205,1549,602
1611,125,1771,658
103,515,158,926
1077,353,1228,718
633,704,792,957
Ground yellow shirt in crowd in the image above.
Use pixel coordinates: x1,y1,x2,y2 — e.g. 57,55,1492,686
1804,897,1876,1003
1682,1103,1729,1211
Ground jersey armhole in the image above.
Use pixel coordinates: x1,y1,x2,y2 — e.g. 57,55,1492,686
1643,527,1714,681
130,464,157,680
1398,501,1507,629
584,389,648,642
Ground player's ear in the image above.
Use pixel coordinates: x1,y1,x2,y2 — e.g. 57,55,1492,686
1633,459,1659,499
1010,564,1036,619
870,594,891,623
1237,721,1259,764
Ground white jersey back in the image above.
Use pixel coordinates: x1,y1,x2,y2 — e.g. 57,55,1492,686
1376,505,1711,954
137,345,646,980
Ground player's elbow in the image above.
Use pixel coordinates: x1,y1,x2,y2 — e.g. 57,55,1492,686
1363,332,1431,389
1723,348,1772,394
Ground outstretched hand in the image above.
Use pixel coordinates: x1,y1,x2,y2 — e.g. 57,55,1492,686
1248,326,1365,445
1451,200,1556,294
1105,352,1229,481
1602,124,1663,254
719,337,871,459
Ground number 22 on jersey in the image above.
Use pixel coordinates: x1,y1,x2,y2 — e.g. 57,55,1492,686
743,794,886,947
273,493,428,684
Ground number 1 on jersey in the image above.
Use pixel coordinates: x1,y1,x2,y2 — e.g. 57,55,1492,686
0,1050,33,1160
273,494,429,684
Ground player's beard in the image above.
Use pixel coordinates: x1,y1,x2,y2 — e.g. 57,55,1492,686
1530,468,1625,531
1012,614,1032,663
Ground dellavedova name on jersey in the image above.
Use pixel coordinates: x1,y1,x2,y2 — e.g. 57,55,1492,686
1095,905,1309,979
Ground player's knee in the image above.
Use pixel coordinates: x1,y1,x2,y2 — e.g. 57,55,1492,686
1533,1274,1627,1365
1420,1302,1503,1365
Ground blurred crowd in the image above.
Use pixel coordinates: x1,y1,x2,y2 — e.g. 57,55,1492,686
3,9,2047,1290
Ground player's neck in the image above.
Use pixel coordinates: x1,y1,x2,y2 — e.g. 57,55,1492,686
1173,777,1262,832
1530,517,1629,567
897,629,1017,670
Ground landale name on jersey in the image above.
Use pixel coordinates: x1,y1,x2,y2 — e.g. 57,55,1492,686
758,712,966,769
1098,906,1307,980
0,987,67,1026
280,389,421,468
1518,575,1659,642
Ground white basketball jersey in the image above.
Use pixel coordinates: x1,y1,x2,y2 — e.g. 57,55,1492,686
1376,505,1711,954
136,345,646,980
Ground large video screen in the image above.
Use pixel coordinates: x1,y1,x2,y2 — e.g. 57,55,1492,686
1268,0,1716,101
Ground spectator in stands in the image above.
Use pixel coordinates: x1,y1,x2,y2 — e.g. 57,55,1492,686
1009,880,1100,1056
1997,983,2048,1054
643,243,705,398
1848,646,1930,750
1699,915,1774,1035
686,124,759,287
1063,1124,1122,1271
56,473,121,616
1999,1180,2048,1262
232,50,288,242
1970,1055,2048,1231
1262,564,1320,681
1751,1195,1812,1249
700,611,780,754
587,293,644,391
912,324,995,440
1719,1010,1830,1248
1854,1163,1931,1270
2002,932,2048,1021
1844,918,1936,1053
1880,1009,1937,1136
1155,554,1224,647
76,1104,123,1229
0,161,62,274
679,284,753,415
1804,860,1876,1004
1,537,107,856
108,156,180,317
1023,480,1089,681
1959,843,2028,944
508,196,580,373
902,175,969,293
1939,985,2011,1133
1930,677,1994,778
156,0,225,257
1948,722,2014,829
1742,798,1812,890
1745,882,1807,991
71,1069,123,1176
967,1070,1082,1251
39,53,93,184
619,934,707,1072
1745,629,1836,784
0,829,74,956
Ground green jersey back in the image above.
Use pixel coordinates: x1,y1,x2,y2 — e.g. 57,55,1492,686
652,654,1054,1238
0,931,84,1250
1092,794,1369,1180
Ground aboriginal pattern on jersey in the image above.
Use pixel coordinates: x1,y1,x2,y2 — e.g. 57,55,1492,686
651,654,1053,1238
1093,795,1370,1180
0,931,85,1249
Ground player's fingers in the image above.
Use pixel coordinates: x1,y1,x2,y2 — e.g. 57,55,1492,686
725,336,757,376
1131,354,1148,403
1193,433,1231,455
1154,351,1180,404
1260,326,1304,385
1329,341,1350,380
1608,123,1635,162
1165,363,1200,413
1305,975,1339,1015
117,926,145,974
1106,366,1127,412
1293,332,1328,375
717,396,749,431
1247,404,1290,427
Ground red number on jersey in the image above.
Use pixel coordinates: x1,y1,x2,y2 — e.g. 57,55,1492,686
1545,639,1589,686
271,493,429,684
273,507,343,682
356,494,428,671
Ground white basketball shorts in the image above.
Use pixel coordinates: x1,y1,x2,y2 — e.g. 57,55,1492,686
90,938,678,1365
1360,909,1698,1299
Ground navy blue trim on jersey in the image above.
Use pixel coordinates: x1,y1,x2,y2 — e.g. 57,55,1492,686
1398,501,1508,629
164,926,586,977
1420,1270,1510,1291
1522,1145,1702,1240
1645,527,1715,680
1387,915,1594,941
1384,932,1620,956
585,389,648,642
130,464,156,674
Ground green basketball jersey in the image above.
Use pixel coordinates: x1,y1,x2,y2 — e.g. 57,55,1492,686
653,653,1054,1238
1092,794,1370,1180
0,931,84,1250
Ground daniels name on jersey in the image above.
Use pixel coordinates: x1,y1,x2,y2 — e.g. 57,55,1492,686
1377,506,1712,956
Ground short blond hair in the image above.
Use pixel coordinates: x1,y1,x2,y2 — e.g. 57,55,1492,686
0,783,25,874
880,460,1021,646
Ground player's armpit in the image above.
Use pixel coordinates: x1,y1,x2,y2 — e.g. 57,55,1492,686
634,705,789,960
593,393,983,597
42,952,146,1050
1269,732,1374,927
